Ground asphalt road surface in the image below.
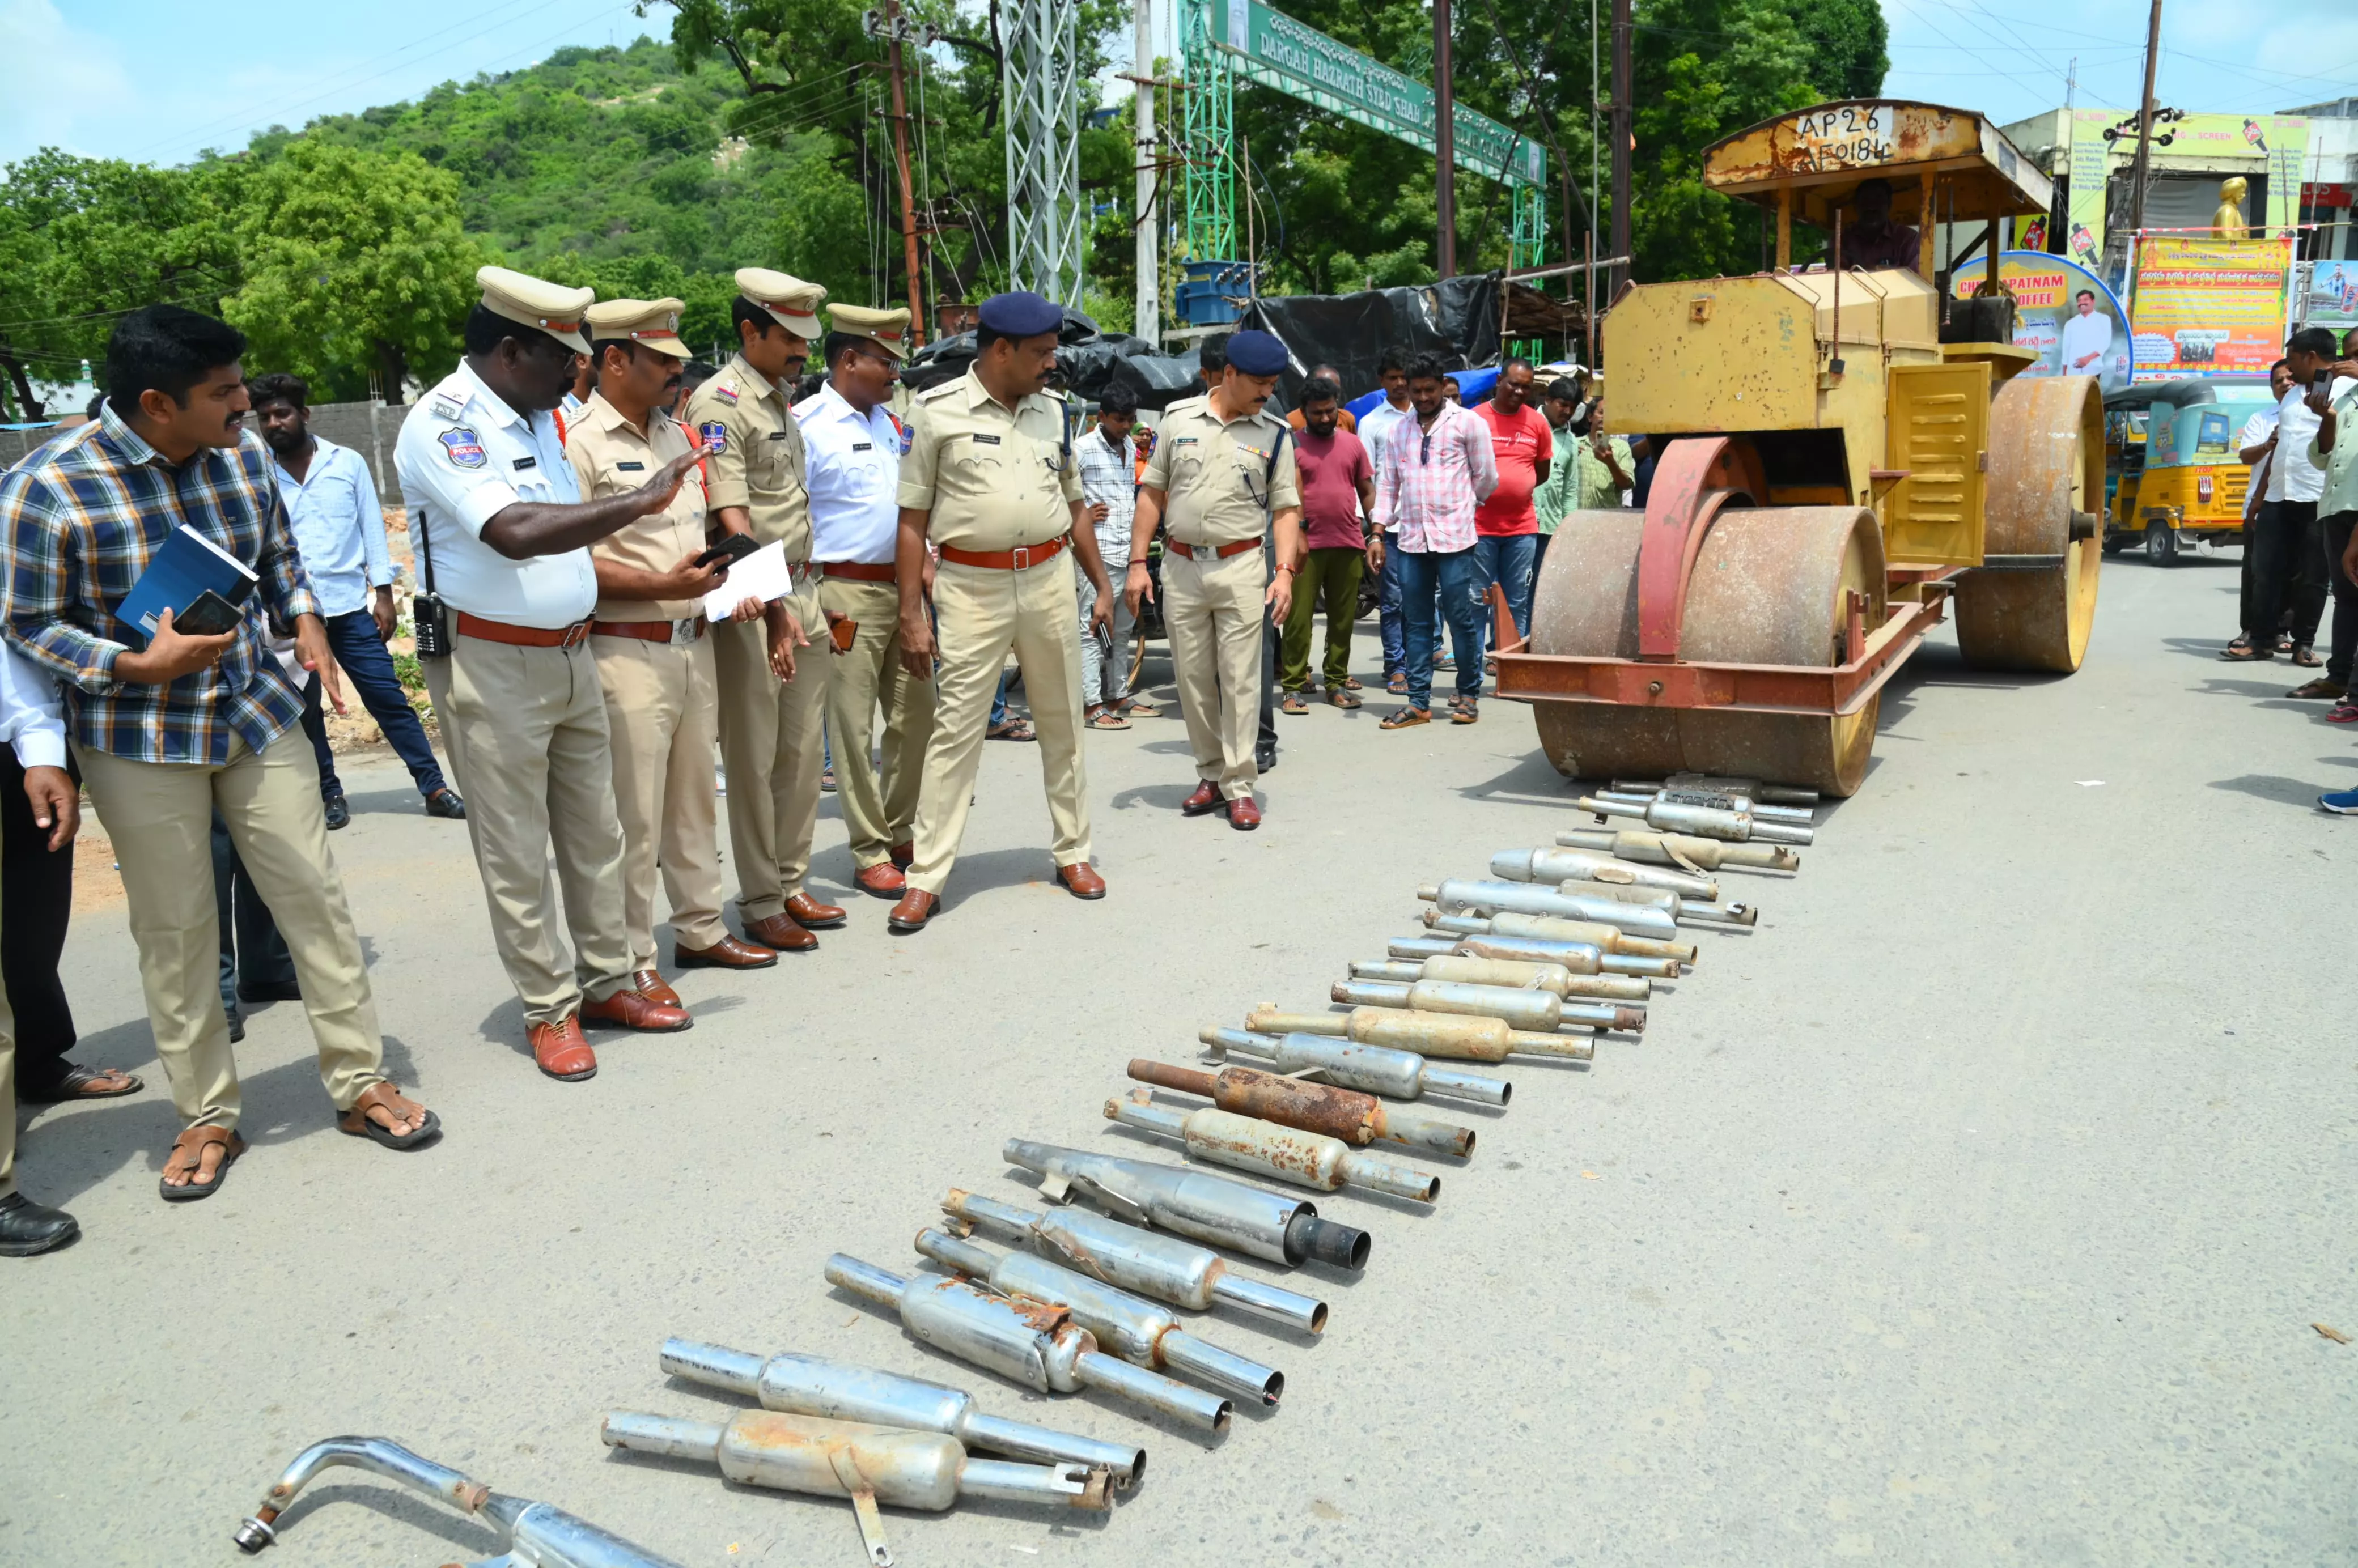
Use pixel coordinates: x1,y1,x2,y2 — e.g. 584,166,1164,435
4,549,2351,1567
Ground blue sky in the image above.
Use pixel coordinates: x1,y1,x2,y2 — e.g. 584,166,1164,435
5,0,2355,169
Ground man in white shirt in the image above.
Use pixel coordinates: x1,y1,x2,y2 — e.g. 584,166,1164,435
2232,329,2348,666
398,267,706,1082
1357,350,1416,691
2059,290,2113,374
2229,359,2291,657
803,304,933,899
1075,384,1143,728
0,643,88,1253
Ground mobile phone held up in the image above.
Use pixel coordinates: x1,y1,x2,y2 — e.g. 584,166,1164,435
693,533,760,571
173,589,247,637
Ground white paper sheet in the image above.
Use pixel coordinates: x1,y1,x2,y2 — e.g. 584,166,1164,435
702,539,788,622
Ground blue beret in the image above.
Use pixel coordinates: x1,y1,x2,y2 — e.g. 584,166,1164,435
1225,329,1287,376
977,291,1062,338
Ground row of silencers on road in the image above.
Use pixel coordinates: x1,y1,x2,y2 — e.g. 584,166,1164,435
1386,932,1681,982
1486,849,1758,929
1346,951,1651,1004
603,1408,1105,1567
1242,1000,1596,1063
234,1435,685,1567
1004,1139,1372,1270
1127,1056,1478,1157
1329,976,1645,1036
1105,1088,1443,1202
1202,1024,1512,1107
941,1187,1331,1334
1554,825,1801,874
912,1225,1288,1405
1577,791,1813,847
1423,874,1750,933
825,1252,1237,1434
1611,772,1820,808
1419,906,1699,968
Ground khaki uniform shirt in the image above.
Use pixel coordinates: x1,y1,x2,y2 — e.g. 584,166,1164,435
1144,393,1301,548
897,368,1082,552
682,352,811,559
565,392,710,623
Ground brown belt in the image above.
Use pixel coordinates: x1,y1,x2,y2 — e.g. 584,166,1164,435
938,536,1068,571
1165,537,1262,562
456,611,591,649
591,617,706,644
821,560,898,584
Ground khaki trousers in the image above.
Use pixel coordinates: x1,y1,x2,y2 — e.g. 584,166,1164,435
1164,546,1269,800
592,631,726,963
821,575,937,867
713,576,828,918
907,554,1092,896
77,729,385,1129
424,636,633,1027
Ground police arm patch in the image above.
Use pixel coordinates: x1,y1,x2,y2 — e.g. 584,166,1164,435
698,422,730,454
438,427,487,469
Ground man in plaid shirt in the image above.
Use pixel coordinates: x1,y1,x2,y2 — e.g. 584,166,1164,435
1375,352,1497,728
1,306,439,1202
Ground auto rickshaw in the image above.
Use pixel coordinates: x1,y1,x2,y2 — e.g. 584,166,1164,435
2102,376,2276,563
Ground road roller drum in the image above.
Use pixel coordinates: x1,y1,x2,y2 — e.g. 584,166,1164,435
1953,373,2104,674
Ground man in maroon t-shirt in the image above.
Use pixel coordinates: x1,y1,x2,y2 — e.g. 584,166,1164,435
1471,357,1552,662
1279,376,1377,709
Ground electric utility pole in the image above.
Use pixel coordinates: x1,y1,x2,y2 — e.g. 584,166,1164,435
870,1,928,340
1609,0,1631,282
2127,0,2162,236
1135,0,1159,345
1435,0,1456,277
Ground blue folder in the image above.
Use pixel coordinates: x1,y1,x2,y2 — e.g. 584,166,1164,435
113,525,260,649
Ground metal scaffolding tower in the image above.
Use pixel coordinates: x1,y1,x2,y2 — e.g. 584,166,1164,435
1004,0,1087,303
1180,0,1235,266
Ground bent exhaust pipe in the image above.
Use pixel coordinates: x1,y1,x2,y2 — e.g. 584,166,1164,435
1199,1023,1512,1107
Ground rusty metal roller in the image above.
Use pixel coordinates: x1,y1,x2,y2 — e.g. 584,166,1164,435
1954,374,2104,673
1530,504,1886,796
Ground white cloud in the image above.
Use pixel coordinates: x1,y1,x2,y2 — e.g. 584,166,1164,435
0,0,133,156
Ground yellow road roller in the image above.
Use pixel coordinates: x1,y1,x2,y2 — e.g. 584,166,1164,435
1495,100,2101,796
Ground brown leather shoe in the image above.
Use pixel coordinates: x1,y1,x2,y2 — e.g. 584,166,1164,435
887,889,939,933
854,861,906,898
744,912,818,953
784,891,848,929
580,986,693,1033
629,968,682,1006
1181,779,1224,816
1227,794,1262,831
889,841,914,868
529,1015,598,1081
1056,861,1107,899
673,936,778,971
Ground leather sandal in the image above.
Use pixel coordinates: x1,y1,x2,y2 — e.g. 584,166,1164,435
1326,687,1362,709
159,1126,247,1202
19,1063,143,1103
1380,707,1431,729
336,1083,441,1150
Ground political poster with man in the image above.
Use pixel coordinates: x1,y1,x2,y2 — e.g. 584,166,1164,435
1953,250,2132,394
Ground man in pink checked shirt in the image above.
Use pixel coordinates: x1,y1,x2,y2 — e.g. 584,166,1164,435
1375,352,1497,729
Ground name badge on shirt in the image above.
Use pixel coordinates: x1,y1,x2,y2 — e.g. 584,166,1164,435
767,432,790,441
972,434,1002,446
851,442,873,452
512,456,537,471
617,461,646,471
1172,436,1199,448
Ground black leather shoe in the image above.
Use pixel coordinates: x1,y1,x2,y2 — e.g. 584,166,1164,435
1256,746,1278,773
237,979,303,1004
0,1191,80,1256
423,787,466,820
323,791,351,830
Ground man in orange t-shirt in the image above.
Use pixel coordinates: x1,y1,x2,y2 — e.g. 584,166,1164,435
1470,357,1551,662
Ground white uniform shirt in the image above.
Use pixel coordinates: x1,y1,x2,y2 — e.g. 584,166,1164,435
0,640,66,769
395,359,598,629
797,380,902,564
2268,380,2355,505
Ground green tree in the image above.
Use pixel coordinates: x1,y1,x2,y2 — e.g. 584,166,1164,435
218,139,484,400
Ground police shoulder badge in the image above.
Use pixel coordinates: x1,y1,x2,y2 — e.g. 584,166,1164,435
714,385,740,404
438,427,487,469
699,421,730,455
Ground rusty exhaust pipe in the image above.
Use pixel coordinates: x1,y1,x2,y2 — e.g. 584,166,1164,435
1490,846,1719,900
232,1437,681,1566
825,1253,1232,1433
942,1187,1329,1335
1424,908,1698,966
602,1408,1105,1568
1419,877,1682,937
1347,953,1649,1002
1329,978,1645,1036
1199,1025,1512,1107
658,1341,1144,1486
1001,1140,1371,1270
1400,933,1682,980
1127,1057,1476,1158
1105,1092,1440,1202
1554,826,1800,873
1240,1004,1593,1062
915,1229,1286,1406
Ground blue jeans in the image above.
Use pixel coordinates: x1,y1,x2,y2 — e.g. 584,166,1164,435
306,609,448,798
990,667,1013,727
1532,531,1551,580
1377,530,1406,673
1471,533,1537,660
1396,547,1484,709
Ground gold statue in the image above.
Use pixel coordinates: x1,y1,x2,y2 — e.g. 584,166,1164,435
2213,177,2249,240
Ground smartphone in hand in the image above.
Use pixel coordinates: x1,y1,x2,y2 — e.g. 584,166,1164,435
693,533,760,570
175,589,245,636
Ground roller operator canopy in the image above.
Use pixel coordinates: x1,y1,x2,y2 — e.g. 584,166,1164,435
1702,100,2054,228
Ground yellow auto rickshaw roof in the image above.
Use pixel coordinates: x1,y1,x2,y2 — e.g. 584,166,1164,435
1701,100,2053,226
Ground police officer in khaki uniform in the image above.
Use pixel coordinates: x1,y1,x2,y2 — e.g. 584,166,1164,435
681,269,840,953
567,298,779,1007
803,303,932,898
885,292,1114,932
1127,328,1302,830
398,267,703,1083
